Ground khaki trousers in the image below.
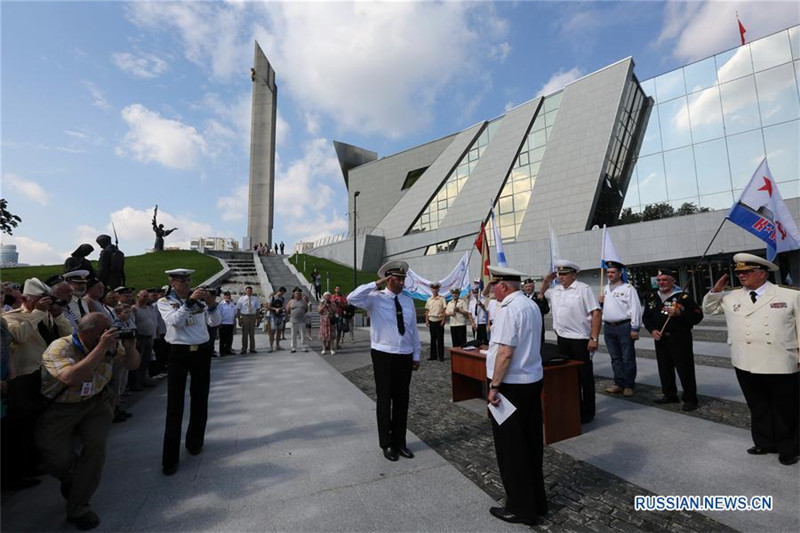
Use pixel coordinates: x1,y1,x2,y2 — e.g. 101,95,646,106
239,315,257,352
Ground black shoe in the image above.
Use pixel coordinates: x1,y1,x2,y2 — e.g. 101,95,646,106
68,511,100,531
250,349,258,353
187,446,202,456
681,402,698,412
162,464,178,476
382,447,398,462
112,410,128,423
395,446,414,459
489,506,534,526
653,395,680,404
747,446,771,455
778,454,799,466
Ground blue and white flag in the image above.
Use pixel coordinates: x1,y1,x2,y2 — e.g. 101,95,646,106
404,251,471,301
548,220,560,286
601,225,627,282
727,158,800,261
490,205,508,267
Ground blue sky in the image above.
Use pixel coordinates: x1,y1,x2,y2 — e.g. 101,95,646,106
2,0,798,265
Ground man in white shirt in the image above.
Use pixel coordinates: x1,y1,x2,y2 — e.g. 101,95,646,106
347,261,420,462
236,286,261,354
218,291,237,355
542,260,601,423
486,265,547,526
599,261,642,397
468,286,489,345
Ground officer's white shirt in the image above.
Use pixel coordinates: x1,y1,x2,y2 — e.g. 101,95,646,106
219,300,237,325
546,280,600,339
347,282,421,361
602,282,642,329
486,290,543,384
236,295,261,315
469,296,488,325
158,294,221,345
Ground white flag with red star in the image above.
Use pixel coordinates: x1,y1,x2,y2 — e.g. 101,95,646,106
727,158,800,260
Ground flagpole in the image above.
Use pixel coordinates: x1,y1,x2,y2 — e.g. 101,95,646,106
600,225,607,294
658,216,728,335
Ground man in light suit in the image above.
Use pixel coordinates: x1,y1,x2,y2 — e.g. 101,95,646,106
703,253,799,466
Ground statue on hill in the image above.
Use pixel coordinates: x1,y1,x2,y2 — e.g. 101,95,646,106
152,205,178,252
96,234,125,288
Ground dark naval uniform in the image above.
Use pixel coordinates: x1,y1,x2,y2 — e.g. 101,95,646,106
642,289,703,405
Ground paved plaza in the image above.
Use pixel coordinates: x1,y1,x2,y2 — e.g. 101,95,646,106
2,326,798,532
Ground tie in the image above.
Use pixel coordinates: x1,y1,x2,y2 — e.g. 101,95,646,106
77,298,86,317
394,295,405,336
750,291,758,304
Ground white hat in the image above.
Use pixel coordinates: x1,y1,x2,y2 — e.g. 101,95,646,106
733,253,778,272
377,260,408,278
487,265,527,282
23,278,50,296
63,270,90,282
165,268,195,278
554,259,581,273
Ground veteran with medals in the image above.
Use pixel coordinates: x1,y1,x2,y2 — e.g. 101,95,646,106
703,253,799,466
158,268,221,476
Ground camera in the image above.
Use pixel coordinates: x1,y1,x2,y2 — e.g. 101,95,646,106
112,319,137,340
198,286,222,297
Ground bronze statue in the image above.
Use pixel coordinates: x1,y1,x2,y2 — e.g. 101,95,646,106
152,205,178,252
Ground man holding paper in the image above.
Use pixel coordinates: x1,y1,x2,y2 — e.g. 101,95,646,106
485,265,547,525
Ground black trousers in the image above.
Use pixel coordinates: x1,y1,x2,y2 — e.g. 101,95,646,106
736,368,799,456
428,320,445,360
556,336,595,423
490,380,547,520
654,330,697,403
219,324,234,354
450,325,467,349
371,349,413,449
162,344,212,468
476,323,488,345
3,372,41,482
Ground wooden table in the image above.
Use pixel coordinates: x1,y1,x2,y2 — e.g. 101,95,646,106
449,347,583,444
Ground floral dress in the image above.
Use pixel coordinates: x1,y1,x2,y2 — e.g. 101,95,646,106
318,300,333,341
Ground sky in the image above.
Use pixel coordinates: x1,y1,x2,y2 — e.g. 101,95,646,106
2,0,798,266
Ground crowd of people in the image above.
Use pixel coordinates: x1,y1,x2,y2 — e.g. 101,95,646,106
253,241,285,256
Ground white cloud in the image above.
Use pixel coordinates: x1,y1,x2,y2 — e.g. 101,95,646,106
116,104,207,170
0,235,67,266
74,225,100,253
112,51,168,78
657,1,800,63
108,206,216,252
2,173,51,206
216,184,249,221
81,80,111,110
537,67,583,97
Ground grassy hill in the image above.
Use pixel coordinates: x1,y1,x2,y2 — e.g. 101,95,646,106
2,250,222,290
289,253,375,293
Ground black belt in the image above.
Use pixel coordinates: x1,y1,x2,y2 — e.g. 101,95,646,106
604,319,631,327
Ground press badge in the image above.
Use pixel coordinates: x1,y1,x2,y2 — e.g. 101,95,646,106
81,382,94,397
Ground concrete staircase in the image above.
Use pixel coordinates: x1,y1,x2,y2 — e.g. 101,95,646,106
221,255,261,298
260,254,321,327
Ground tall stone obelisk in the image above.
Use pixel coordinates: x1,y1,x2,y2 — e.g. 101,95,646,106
246,41,277,250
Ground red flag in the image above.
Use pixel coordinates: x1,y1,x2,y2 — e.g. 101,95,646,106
473,222,490,289
738,19,746,45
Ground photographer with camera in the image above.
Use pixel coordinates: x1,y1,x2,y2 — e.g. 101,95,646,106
158,269,220,476
36,312,139,531
4,278,74,490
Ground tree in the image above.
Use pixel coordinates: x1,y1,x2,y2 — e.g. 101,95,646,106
618,208,642,224
641,202,675,221
0,199,22,235
676,202,710,216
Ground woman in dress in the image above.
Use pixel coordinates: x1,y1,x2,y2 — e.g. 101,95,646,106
318,291,335,355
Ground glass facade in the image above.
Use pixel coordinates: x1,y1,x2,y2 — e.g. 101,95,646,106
487,92,561,244
624,25,800,214
407,118,504,234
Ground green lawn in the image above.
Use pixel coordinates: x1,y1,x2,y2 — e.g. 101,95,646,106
288,253,375,293
2,250,222,290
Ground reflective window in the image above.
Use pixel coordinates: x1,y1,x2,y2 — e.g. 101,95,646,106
790,26,800,60
726,130,766,190
750,31,792,72
694,139,732,195
684,57,718,93
763,120,800,183
755,63,800,126
640,77,656,100
664,147,699,200
624,166,641,208
700,191,735,211
716,46,753,83
659,97,693,150
655,69,686,103
720,76,761,135
687,87,725,142
543,91,562,113
777,180,800,198
634,154,668,205
638,105,662,156
424,239,459,256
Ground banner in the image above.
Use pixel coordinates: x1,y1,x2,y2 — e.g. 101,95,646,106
548,220,561,286
474,221,490,291
490,205,508,267
727,158,800,261
404,251,471,301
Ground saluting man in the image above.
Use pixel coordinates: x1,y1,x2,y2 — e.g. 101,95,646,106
158,268,221,476
347,261,421,462
642,268,703,411
703,253,799,466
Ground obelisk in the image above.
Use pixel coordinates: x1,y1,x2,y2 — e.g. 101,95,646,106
246,41,277,250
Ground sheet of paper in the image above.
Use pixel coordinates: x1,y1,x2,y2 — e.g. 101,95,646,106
460,345,477,351
488,393,516,425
